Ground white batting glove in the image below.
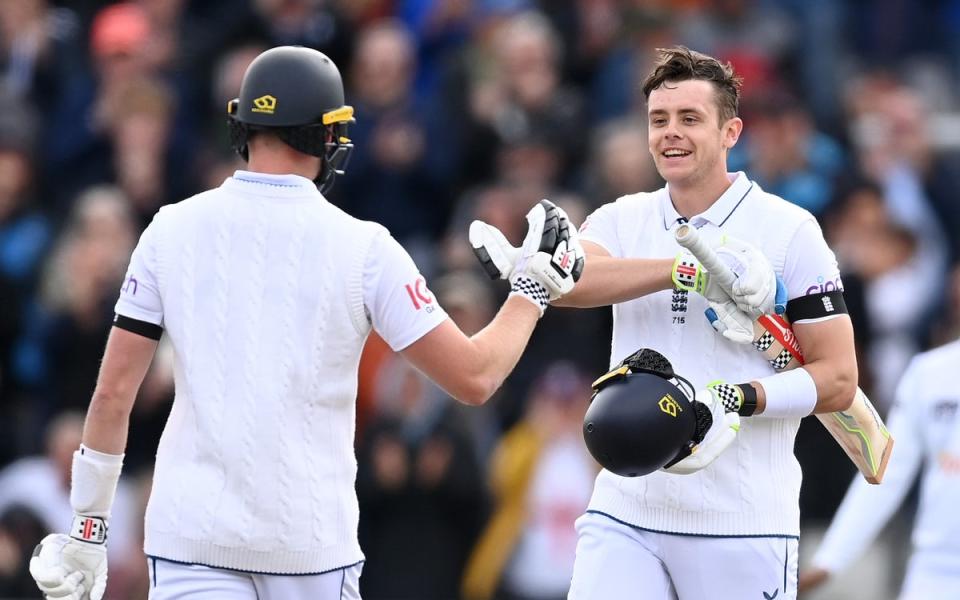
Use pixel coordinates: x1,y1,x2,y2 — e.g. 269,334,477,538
673,236,785,318
662,383,740,475
470,200,585,313
30,532,107,600
704,298,755,344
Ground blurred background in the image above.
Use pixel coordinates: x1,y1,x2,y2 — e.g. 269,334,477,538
0,0,958,598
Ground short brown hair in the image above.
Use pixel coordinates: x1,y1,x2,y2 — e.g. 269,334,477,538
641,46,742,124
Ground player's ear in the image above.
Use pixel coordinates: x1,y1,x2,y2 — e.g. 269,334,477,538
722,116,743,150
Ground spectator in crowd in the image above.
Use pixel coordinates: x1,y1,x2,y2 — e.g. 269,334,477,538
462,361,595,600
337,19,458,271
825,179,942,411
357,355,487,600
729,90,847,217
25,186,136,420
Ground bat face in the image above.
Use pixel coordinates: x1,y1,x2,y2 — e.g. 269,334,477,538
750,314,893,484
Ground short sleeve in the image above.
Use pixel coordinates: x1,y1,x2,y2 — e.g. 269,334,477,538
782,218,843,318
114,218,163,327
579,201,623,257
363,232,448,351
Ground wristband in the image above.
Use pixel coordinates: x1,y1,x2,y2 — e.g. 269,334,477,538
709,382,758,416
510,275,549,314
70,444,124,519
755,367,818,418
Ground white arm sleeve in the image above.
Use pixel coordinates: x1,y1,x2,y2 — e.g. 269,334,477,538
579,201,623,257
114,215,163,326
811,363,926,573
363,232,448,351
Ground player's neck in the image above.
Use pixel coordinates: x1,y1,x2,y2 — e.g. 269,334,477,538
247,139,322,181
668,171,733,219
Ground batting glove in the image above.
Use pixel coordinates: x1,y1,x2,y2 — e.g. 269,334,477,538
470,199,585,313
703,276,787,344
673,236,786,319
662,382,740,475
30,527,107,600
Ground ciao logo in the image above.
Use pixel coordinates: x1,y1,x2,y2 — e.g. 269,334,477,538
404,276,435,313
805,275,844,296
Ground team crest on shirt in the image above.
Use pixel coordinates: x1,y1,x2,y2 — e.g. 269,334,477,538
404,276,435,312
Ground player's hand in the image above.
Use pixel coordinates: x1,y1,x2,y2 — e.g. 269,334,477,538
798,566,831,592
471,200,585,313
30,533,107,600
702,275,787,345
704,298,754,344
469,220,519,281
673,237,786,318
662,382,740,475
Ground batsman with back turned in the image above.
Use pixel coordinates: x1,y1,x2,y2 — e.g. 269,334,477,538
561,47,859,599
25,46,585,600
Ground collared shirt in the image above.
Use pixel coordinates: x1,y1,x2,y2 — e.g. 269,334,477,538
579,172,842,537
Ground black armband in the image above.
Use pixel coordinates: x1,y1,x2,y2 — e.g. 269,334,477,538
786,290,848,322
113,314,163,340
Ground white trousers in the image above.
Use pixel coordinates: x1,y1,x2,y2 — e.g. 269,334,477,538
568,512,798,600
147,556,363,600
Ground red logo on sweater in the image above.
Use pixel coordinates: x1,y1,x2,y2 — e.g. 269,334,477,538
405,276,434,311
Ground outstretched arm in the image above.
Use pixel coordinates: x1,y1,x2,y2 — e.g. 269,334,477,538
552,242,674,308
402,296,540,406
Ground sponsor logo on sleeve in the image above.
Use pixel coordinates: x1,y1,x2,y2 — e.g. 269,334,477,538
804,275,843,296
122,274,138,295
404,276,435,313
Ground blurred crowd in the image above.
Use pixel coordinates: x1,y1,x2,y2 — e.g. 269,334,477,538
1,0,959,599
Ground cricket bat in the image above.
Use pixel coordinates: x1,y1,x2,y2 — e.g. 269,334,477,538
675,224,894,484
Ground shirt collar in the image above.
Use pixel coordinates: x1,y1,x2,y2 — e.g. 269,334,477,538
660,172,754,230
224,170,320,196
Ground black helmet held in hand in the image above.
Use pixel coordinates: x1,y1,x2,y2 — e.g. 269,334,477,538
582,349,709,477
227,46,354,195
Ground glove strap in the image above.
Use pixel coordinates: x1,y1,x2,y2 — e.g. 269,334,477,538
709,382,758,416
70,515,107,545
510,275,549,314
672,252,705,293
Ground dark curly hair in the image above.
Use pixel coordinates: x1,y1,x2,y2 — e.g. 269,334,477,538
641,46,743,125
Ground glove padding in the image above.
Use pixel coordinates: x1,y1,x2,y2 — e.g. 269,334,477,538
662,383,740,475
470,199,585,311
673,236,785,319
30,533,107,600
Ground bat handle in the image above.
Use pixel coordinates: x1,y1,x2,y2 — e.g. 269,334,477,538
674,223,737,290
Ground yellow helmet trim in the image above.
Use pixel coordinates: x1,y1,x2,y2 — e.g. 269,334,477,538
323,105,354,125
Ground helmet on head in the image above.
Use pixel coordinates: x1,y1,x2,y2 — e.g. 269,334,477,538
582,349,709,477
227,46,354,195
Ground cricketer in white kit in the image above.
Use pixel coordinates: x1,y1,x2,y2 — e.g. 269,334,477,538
804,339,960,599
27,46,586,600
557,47,859,600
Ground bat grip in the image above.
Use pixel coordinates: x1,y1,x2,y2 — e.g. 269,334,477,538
674,223,737,290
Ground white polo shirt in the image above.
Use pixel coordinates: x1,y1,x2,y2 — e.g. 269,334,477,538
580,172,841,537
813,339,960,575
114,171,447,574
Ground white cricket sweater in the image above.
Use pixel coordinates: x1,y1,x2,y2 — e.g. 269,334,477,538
580,173,842,537
115,171,447,574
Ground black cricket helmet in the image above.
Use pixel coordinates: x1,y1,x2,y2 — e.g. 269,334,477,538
582,349,709,477
227,45,354,195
